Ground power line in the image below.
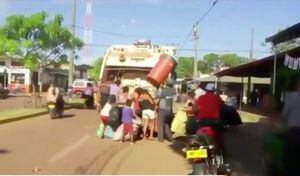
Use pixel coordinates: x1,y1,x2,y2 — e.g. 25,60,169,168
177,48,271,54
84,43,271,54
176,0,219,56
75,25,185,39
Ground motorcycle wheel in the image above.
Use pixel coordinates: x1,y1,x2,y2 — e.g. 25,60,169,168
192,162,209,175
50,110,56,119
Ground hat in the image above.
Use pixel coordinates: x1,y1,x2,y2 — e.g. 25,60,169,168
166,79,174,87
205,83,216,91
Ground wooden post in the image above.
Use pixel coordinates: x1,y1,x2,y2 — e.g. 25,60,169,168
247,76,251,105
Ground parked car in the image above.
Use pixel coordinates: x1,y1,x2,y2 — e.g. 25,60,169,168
72,79,97,97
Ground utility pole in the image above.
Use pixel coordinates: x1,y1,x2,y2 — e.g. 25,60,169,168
250,28,254,61
247,28,254,105
68,0,76,98
193,24,199,79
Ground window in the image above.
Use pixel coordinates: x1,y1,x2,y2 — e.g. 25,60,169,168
73,81,85,87
10,73,25,84
0,61,5,66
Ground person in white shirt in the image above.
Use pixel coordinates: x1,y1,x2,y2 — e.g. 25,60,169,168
99,95,116,139
192,80,206,100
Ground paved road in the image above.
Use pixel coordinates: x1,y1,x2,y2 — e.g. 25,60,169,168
0,109,189,174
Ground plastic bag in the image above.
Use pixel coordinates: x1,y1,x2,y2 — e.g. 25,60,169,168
171,110,187,135
113,124,124,141
96,123,104,137
104,125,115,138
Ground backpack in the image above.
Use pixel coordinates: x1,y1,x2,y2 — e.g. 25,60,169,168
108,107,121,131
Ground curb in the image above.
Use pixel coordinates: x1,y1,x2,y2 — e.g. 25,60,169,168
0,105,84,125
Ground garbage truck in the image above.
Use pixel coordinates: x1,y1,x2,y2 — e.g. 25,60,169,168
97,40,176,107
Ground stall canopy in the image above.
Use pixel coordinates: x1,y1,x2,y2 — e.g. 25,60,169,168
265,22,300,45
215,46,300,78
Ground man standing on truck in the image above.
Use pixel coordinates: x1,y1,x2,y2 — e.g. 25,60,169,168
156,80,176,142
109,80,121,98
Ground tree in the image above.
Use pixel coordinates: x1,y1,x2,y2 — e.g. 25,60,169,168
176,57,194,78
0,12,83,107
202,53,250,73
88,57,103,81
176,53,251,78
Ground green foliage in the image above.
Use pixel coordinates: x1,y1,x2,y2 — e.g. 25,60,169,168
0,11,84,70
24,54,38,71
177,53,251,78
176,57,194,78
88,57,103,81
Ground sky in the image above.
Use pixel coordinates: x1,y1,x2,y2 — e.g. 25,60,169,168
0,0,299,65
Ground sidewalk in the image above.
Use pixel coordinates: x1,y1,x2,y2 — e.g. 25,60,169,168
0,101,84,125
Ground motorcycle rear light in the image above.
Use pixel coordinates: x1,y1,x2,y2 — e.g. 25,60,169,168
194,158,204,163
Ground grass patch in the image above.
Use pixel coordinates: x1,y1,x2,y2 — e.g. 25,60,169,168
0,107,46,121
64,98,85,109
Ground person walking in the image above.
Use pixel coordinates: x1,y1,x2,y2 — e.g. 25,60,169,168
84,83,94,109
157,80,176,142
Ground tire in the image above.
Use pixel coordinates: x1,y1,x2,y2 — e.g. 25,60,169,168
50,110,56,119
192,162,209,175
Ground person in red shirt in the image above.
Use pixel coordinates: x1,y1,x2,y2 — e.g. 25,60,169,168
194,83,223,126
192,83,225,150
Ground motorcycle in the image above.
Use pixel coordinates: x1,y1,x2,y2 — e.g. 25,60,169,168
185,123,231,175
47,102,63,119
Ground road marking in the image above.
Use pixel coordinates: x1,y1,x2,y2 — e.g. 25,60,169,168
49,135,90,163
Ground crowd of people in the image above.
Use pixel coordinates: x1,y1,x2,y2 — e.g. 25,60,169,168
95,76,243,147
97,79,177,144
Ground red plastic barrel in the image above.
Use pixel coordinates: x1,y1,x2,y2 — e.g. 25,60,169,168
147,54,176,87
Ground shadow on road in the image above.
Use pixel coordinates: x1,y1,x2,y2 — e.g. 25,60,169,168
62,114,75,118
224,123,268,176
166,122,268,176
0,149,10,154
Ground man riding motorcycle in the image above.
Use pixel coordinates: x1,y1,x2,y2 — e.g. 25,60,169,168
193,83,223,133
47,83,64,118
188,83,225,175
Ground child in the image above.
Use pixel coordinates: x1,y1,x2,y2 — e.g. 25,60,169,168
121,99,135,144
100,95,116,138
